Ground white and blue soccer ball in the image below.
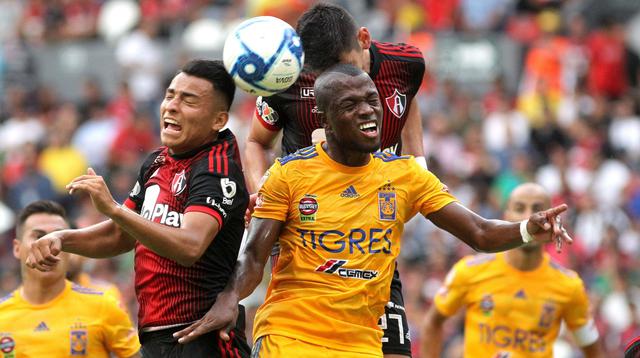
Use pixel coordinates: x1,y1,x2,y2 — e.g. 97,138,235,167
223,16,304,97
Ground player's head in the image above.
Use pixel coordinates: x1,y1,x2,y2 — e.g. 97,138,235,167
315,63,381,153
296,3,371,72
160,59,236,155
13,200,71,280
504,183,551,252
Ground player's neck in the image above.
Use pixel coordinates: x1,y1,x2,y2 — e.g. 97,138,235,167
21,276,66,305
322,141,371,167
364,49,371,74
504,247,544,271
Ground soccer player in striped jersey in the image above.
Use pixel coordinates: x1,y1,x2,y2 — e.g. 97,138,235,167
174,64,573,357
422,183,602,358
1,200,140,357
26,60,251,357
244,4,426,356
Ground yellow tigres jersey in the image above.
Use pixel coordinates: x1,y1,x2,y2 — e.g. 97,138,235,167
253,143,456,355
434,252,592,358
0,280,139,358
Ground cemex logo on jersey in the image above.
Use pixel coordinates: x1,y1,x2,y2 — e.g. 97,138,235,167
385,89,407,118
316,259,379,280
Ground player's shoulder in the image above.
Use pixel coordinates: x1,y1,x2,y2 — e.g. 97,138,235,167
191,129,243,176
277,145,319,167
372,151,413,164
372,40,424,63
460,253,498,269
70,282,105,297
547,259,580,281
0,292,15,307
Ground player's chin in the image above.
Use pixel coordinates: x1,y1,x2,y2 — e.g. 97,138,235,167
521,241,542,252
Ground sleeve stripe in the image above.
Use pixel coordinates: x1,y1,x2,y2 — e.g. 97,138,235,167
222,140,229,176
185,205,223,229
123,198,137,211
572,319,599,347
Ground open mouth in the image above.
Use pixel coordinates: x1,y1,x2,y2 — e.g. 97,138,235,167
359,121,378,138
163,118,182,133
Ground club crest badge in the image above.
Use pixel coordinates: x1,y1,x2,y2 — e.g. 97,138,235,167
171,170,187,196
385,89,407,118
70,329,87,356
378,183,397,221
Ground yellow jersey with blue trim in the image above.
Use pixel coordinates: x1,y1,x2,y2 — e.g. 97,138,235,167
0,280,139,358
434,252,594,358
252,143,457,355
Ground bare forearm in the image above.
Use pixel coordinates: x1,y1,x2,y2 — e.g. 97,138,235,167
582,342,603,358
401,100,425,157
109,206,215,266
244,140,272,193
61,220,134,258
422,308,447,358
428,203,523,252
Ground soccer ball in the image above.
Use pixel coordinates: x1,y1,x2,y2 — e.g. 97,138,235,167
223,16,304,97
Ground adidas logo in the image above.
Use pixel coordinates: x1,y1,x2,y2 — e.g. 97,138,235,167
340,185,359,198
34,321,49,332
514,289,527,299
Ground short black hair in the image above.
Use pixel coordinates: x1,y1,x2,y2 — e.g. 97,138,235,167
180,59,236,111
314,63,367,114
16,200,68,239
296,3,360,72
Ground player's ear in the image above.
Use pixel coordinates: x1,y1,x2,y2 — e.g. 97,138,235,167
13,239,20,259
211,111,229,132
357,27,371,50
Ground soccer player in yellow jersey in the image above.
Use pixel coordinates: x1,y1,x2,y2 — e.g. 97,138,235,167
422,183,602,358
174,64,573,357
0,200,140,358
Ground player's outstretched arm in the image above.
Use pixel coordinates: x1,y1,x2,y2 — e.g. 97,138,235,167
427,202,572,252
244,112,280,193
26,219,135,271
421,306,448,358
173,217,283,344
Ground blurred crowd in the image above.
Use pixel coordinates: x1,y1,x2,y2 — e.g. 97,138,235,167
1,0,640,357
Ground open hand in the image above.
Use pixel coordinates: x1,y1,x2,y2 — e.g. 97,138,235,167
527,204,573,252
66,168,118,216
173,291,239,344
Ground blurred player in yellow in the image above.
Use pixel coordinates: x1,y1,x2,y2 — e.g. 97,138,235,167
0,200,140,357
422,183,602,358
173,65,572,357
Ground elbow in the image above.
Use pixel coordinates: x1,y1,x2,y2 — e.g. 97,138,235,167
467,231,496,253
176,244,208,267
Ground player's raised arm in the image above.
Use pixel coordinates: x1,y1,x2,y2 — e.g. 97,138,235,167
426,201,572,252
173,217,283,343
401,98,427,168
244,103,281,193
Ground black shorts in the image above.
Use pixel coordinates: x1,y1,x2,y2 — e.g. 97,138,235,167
379,263,411,357
140,306,251,358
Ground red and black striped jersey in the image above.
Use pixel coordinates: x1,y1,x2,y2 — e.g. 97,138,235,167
123,129,248,328
255,41,425,155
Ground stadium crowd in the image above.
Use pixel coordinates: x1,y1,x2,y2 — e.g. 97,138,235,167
1,0,640,356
